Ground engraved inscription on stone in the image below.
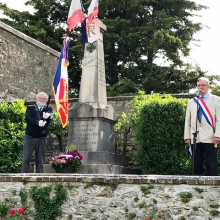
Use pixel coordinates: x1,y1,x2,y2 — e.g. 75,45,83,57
98,59,106,87
72,122,99,147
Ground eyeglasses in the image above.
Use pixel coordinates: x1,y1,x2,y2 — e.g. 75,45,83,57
197,84,209,87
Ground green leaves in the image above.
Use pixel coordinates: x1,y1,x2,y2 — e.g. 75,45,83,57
29,183,67,220
0,100,26,173
49,111,68,151
131,93,191,174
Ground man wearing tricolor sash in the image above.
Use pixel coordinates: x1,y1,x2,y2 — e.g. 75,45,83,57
184,77,220,176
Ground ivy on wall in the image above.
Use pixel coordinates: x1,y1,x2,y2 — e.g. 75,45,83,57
0,183,67,220
29,183,67,220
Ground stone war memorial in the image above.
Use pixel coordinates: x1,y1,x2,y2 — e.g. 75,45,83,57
68,21,139,174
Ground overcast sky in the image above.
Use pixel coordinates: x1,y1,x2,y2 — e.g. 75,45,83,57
0,0,220,76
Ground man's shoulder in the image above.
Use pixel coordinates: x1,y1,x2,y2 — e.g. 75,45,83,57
27,104,36,108
208,94,220,101
188,97,196,103
26,105,37,110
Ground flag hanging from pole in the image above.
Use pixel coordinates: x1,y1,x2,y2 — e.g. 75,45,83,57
87,0,99,24
67,0,85,31
52,37,69,128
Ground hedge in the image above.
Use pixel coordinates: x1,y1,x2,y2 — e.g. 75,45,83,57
131,93,192,175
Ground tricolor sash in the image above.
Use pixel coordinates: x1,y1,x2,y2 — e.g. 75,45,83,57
193,97,215,131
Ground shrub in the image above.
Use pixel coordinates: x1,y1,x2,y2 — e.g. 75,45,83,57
131,93,191,175
49,111,68,152
0,100,26,173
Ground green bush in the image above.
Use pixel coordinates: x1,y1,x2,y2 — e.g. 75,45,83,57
114,112,132,155
131,93,191,175
0,100,26,173
49,111,68,152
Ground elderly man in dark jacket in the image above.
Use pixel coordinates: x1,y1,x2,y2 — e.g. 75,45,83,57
22,92,53,173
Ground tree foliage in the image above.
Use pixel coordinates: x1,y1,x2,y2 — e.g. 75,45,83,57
0,0,208,95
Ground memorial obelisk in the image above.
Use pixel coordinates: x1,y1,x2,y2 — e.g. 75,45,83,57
67,21,136,174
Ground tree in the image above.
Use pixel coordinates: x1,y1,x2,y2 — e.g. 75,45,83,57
0,0,207,95
100,0,207,93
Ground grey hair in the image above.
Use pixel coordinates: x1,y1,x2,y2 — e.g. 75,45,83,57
197,77,210,85
36,92,48,100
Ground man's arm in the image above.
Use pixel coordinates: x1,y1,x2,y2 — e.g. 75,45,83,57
213,96,220,143
25,106,39,125
184,101,191,146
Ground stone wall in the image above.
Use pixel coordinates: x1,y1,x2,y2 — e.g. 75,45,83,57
0,21,60,102
0,174,220,220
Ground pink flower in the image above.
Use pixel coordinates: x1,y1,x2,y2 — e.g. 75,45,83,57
60,159,66,164
18,208,24,214
10,209,15,215
80,154,84,160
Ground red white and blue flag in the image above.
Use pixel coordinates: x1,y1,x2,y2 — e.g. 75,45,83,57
87,0,99,24
52,37,69,128
67,0,85,31
193,97,215,131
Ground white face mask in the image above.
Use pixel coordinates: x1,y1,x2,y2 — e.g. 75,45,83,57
36,101,46,107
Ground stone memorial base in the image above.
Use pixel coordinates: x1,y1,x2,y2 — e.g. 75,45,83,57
66,98,140,174
41,163,141,174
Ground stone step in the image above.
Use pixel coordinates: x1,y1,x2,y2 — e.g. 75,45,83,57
80,151,128,166
76,164,142,174
41,164,142,174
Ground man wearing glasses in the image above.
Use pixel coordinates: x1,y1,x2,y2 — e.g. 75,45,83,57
184,77,220,176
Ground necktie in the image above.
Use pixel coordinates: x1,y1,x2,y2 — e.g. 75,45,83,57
197,97,204,122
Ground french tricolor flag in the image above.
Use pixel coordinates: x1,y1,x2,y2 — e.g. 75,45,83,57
67,0,85,31
87,0,99,24
52,37,69,128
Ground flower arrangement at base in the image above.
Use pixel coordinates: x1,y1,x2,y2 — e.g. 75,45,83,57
51,144,84,172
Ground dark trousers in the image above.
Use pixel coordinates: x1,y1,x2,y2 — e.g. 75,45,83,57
192,143,218,176
22,134,47,173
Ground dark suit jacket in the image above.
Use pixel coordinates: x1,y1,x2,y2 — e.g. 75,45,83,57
25,105,53,138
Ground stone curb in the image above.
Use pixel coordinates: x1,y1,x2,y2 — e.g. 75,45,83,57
0,174,220,185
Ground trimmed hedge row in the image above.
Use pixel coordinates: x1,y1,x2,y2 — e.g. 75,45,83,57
131,93,192,175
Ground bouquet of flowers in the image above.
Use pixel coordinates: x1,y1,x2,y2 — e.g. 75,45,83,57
51,144,84,171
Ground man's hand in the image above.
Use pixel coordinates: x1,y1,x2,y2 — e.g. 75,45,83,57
43,112,51,119
213,137,220,145
185,139,191,146
39,120,47,127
